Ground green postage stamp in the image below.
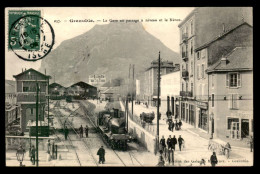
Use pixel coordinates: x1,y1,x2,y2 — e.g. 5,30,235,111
7,9,54,61
8,10,41,51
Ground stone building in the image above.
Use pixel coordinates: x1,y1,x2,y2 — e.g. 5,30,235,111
178,7,252,132
13,68,51,132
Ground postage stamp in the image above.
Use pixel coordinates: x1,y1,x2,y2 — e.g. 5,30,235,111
8,10,55,61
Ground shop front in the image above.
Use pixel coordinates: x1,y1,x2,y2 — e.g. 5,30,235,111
197,101,208,132
227,111,253,140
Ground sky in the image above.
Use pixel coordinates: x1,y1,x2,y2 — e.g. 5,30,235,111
5,7,194,80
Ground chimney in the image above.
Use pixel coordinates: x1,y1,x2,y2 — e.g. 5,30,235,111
220,55,228,66
222,23,225,33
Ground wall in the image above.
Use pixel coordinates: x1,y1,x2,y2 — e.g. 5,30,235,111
207,24,253,66
209,71,253,138
128,119,157,154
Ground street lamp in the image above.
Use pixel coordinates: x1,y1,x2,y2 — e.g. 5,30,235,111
16,145,25,167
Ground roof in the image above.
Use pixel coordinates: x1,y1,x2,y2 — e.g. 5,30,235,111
13,68,51,79
195,22,252,51
101,87,118,94
69,81,96,89
207,47,253,73
49,82,65,88
145,61,175,71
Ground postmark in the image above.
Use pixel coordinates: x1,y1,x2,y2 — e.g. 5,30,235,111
8,10,55,61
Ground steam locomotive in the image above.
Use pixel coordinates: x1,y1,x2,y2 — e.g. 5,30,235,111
96,105,130,151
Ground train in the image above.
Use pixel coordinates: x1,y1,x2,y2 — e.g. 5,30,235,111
96,103,130,151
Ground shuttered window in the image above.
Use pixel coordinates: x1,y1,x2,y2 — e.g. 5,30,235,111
228,94,239,109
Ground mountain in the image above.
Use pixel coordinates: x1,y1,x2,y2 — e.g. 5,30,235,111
39,22,180,87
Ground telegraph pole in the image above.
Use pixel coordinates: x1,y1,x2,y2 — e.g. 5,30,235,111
132,64,135,116
157,51,161,152
36,82,39,167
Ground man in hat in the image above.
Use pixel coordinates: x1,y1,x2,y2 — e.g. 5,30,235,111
97,146,105,164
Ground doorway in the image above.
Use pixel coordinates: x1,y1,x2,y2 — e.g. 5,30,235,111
231,122,240,139
241,119,249,138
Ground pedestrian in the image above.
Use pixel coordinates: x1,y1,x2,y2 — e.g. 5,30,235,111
64,126,69,140
85,125,89,138
30,145,36,165
168,121,172,131
157,150,165,166
171,121,175,132
249,136,253,152
179,120,182,130
210,152,218,167
160,135,166,156
175,120,179,130
167,135,173,150
46,139,51,154
172,135,177,151
79,125,83,138
167,148,174,165
97,146,105,164
178,135,184,151
224,142,231,159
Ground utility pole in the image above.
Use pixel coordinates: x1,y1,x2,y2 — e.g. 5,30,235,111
132,64,134,116
36,82,39,167
157,51,161,152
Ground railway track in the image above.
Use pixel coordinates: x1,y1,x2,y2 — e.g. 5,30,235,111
52,106,99,166
80,100,143,166
51,99,143,166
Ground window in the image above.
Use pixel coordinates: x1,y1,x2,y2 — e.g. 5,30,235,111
23,87,29,92
186,43,188,56
190,40,193,55
212,74,214,88
228,94,239,109
212,94,214,107
197,65,200,79
191,61,193,75
31,108,33,114
226,73,241,88
186,26,189,37
227,118,239,130
186,82,188,92
191,83,193,94
201,64,205,78
197,52,200,59
191,20,193,35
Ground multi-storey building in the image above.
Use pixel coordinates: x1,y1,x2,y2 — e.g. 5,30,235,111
143,60,177,107
13,68,51,132
195,22,253,140
178,7,252,132
160,66,180,117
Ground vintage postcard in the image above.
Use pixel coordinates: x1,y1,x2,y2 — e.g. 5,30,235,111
5,7,253,167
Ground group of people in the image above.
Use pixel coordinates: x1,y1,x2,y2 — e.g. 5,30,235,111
168,119,182,132
79,125,89,138
157,135,185,166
